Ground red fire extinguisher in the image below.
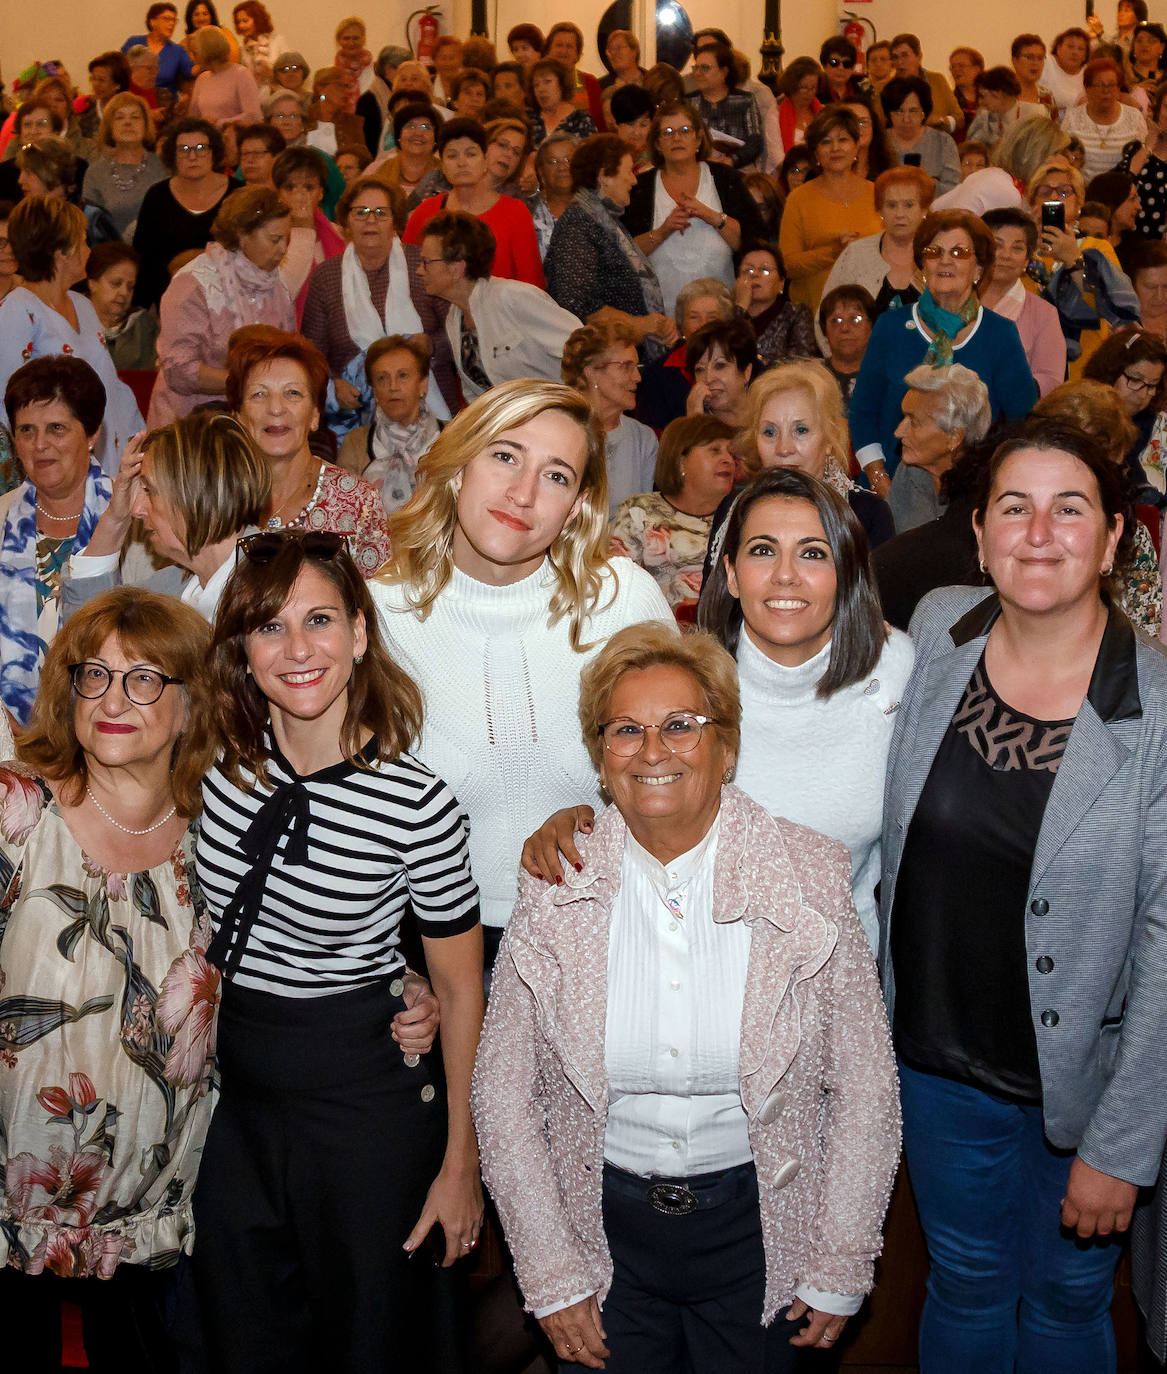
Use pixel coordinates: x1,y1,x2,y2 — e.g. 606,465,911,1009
840,11,875,73
410,6,442,64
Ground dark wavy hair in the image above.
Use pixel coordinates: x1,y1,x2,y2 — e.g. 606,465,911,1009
209,539,423,789
696,467,885,698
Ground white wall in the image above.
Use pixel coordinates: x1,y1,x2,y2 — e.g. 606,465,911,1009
0,0,1145,105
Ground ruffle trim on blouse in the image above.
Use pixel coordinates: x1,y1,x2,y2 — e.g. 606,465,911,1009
0,1198,195,1277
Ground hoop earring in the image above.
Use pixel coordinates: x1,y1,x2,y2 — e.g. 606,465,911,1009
978,559,987,574
1101,564,1114,576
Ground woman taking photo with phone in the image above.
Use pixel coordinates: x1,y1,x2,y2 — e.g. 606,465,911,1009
194,531,484,1373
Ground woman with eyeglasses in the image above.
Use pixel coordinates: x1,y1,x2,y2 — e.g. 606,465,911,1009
1023,159,1140,377
734,242,816,367
1083,324,1167,498
881,77,962,199
818,36,868,106
368,103,439,205
193,530,482,1373
0,587,218,1370
131,117,239,309
149,185,293,425
850,209,1037,505
524,133,577,260
481,618,900,1371
1062,58,1147,180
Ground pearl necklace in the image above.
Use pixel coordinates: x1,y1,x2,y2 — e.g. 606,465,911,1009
38,506,83,523
85,784,177,836
267,461,327,530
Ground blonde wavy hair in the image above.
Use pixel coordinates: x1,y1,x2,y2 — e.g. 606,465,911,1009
741,361,851,479
379,379,611,651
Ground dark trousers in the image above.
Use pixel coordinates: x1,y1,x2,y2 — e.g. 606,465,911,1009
581,1161,805,1374
0,1262,177,1373
192,977,446,1374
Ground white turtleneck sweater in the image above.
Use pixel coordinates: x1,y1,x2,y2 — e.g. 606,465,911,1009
371,557,673,928
732,626,915,952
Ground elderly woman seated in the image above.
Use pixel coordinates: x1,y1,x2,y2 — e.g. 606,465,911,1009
734,241,818,367
887,362,993,531
416,210,581,401
609,415,736,623
0,356,113,724
473,622,900,1371
336,334,441,512
638,276,735,432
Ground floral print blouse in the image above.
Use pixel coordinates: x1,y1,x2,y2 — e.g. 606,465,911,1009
609,492,716,624
0,770,218,1277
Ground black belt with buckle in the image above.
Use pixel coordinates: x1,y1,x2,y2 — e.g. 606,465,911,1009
604,1161,756,1217
647,1182,698,1216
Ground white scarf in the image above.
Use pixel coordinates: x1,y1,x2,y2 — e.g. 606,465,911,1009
340,241,449,419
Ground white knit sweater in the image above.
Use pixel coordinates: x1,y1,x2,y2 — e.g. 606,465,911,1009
371,557,673,927
732,626,915,951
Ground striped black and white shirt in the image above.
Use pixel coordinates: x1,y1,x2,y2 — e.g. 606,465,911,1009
197,742,480,997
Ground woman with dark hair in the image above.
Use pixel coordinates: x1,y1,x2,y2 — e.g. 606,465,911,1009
1083,324,1167,496
882,76,962,196
689,40,763,170
819,36,868,105
182,0,241,64
779,107,882,310
1043,27,1091,116
542,21,606,126
621,102,763,317
227,326,392,572
734,242,816,366
545,134,677,361
949,47,986,129
0,587,217,1369
120,1,194,97
131,117,238,308
1118,82,1167,238
775,56,822,157
979,207,1067,397
369,102,438,203
194,531,483,1374
882,418,1167,1372
0,197,143,476
842,94,893,182
507,22,544,71
777,145,814,196
271,146,342,300
149,185,293,424
1127,20,1167,88
685,316,758,432
528,59,596,148
849,209,1036,499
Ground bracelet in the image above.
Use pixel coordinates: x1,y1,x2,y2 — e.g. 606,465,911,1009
717,212,728,230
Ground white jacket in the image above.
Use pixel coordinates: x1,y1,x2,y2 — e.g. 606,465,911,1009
444,277,581,399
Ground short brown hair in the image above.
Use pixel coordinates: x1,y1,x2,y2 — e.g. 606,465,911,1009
425,209,495,280
913,209,996,277
5,355,106,437
544,21,584,60
209,539,423,788
226,327,330,415
364,334,432,385
159,117,226,173
654,415,736,497
142,412,271,557
211,185,289,249
272,145,329,190
507,23,544,52
569,133,634,191
561,321,639,388
7,195,86,282
649,102,712,167
529,58,573,102
17,138,76,195
335,175,403,230
578,622,741,773
97,91,155,151
19,588,216,817
16,98,64,139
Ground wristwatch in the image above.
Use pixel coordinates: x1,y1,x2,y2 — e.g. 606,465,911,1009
716,212,729,230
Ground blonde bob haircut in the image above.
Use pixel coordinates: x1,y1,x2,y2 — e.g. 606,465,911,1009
98,91,155,150
142,411,272,558
380,379,610,652
561,320,640,388
18,587,215,817
1025,158,1085,206
193,25,231,63
741,361,850,480
578,622,741,774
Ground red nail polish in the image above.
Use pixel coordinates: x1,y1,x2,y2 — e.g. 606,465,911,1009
555,875,564,885
574,862,583,872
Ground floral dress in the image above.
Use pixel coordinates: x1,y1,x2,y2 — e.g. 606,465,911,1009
609,491,716,624
0,769,218,1277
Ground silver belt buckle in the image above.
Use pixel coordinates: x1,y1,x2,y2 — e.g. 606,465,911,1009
647,1182,698,1216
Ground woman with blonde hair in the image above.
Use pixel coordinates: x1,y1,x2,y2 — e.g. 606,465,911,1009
372,379,671,970
82,91,167,240
188,25,262,127
707,360,894,563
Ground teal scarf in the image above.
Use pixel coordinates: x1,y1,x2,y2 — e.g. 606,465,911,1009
917,289,979,366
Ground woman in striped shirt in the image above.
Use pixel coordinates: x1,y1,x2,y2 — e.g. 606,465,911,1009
193,530,484,1374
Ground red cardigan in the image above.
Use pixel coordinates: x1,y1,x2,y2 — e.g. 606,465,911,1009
403,193,545,288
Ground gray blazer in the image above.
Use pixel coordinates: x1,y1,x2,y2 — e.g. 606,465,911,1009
880,586,1167,1186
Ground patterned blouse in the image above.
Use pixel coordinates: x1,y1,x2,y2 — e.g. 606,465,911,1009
609,492,716,624
529,107,596,149
268,462,393,578
0,771,218,1276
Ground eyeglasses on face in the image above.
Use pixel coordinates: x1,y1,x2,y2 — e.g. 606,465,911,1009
176,142,212,155
275,63,303,73
828,313,868,327
544,155,572,166
403,120,434,133
661,124,694,137
826,56,855,68
599,711,718,757
270,112,301,124
418,255,446,268
921,243,975,260
1121,371,1160,393
741,265,776,277
1036,183,1075,199
69,662,183,705
235,530,348,564
350,205,391,220
594,359,641,374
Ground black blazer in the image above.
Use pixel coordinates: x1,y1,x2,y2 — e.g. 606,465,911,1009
623,161,765,249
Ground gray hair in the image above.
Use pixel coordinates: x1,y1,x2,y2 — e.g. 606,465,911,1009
903,364,992,443
674,276,736,332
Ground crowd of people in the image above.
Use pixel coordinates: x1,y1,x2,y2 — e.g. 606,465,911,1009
3,4,1167,1373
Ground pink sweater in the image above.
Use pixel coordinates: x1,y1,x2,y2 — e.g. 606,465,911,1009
472,784,901,1321
189,65,262,128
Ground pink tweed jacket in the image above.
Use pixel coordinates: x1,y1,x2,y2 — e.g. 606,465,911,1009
471,784,901,1323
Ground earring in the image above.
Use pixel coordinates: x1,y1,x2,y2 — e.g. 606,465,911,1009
1101,564,1113,576
722,767,735,784
978,559,987,574
354,653,364,664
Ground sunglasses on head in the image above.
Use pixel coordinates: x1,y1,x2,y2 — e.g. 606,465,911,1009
235,529,348,565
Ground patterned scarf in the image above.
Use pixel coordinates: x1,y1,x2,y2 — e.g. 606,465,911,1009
572,189,667,360
0,460,111,724
917,289,980,367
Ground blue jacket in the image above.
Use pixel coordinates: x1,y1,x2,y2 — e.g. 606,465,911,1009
849,303,1037,477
